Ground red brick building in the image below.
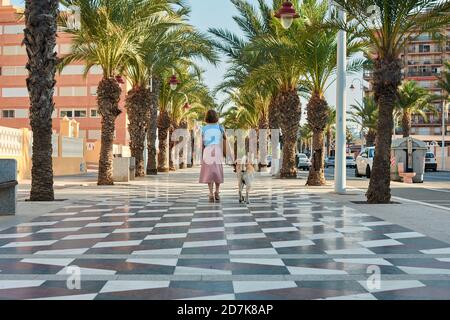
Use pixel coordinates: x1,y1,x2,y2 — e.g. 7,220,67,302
0,0,129,145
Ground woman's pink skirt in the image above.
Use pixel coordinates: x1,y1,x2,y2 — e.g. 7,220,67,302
199,145,224,184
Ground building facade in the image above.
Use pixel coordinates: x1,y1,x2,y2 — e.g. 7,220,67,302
0,0,128,145
363,28,450,141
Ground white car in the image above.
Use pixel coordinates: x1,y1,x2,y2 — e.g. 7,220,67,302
297,153,312,170
346,155,357,168
425,152,438,172
355,147,375,178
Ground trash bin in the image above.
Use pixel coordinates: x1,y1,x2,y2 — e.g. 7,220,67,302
391,137,427,183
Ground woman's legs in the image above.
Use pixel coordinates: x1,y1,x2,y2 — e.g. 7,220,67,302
215,183,220,194
208,183,214,197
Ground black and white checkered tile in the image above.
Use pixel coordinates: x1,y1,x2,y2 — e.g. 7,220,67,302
0,171,450,300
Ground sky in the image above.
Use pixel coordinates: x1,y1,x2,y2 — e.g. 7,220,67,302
188,0,364,125
10,0,364,116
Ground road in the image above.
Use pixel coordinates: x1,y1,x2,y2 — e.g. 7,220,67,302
305,167,450,209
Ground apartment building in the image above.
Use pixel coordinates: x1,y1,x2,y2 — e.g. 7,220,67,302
0,0,128,145
363,28,450,141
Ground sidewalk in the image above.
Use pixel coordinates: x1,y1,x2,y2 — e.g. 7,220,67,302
0,167,450,300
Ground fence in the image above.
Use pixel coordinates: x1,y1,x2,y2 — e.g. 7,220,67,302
431,146,450,171
0,126,23,157
0,125,87,179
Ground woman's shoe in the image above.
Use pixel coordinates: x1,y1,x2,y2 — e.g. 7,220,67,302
214,193,220,201
209,195,215,202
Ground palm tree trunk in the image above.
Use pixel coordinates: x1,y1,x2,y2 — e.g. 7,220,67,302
269,97,281,130
146,76,160,175
326,127,332,158
366,129,376,147
307,93,330,186
366,58,402,204
24,0,58,201
178,120,188,169
97,78,122,185
168,123,177,171
402,110,411,137
278,90,301,178
157,110,171,172
125,87,151,177
258,116,269,171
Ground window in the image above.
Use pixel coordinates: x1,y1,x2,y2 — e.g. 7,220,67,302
3,25,25,34
59,86,87,96
60,110,73,118
1,110,15,118
2,87,28,97
60,108,87,118
60,65,84,75
419,44,431,53
2,45,26,55
90,109,100,118
1,66,27,76
89,65,103,75
74,109,86,118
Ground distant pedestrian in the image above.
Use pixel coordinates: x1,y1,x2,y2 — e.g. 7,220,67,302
199,110,226,202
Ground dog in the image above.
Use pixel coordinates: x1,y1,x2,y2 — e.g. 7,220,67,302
235,156,255,204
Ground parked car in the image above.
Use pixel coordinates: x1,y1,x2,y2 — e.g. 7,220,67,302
355,147,375,178
297,153,312,171
425,152,438,172
325,156,335,168
346,155,356,168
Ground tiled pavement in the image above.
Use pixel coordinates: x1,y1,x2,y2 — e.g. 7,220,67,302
1,168,450,300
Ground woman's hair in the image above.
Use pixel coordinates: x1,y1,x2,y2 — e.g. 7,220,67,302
205,109,219,124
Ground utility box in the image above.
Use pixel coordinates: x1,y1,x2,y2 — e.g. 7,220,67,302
391,137,427,183
113,157,136,182
0,159,18,216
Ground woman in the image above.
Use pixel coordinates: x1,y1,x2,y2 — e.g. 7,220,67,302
199,110,226,202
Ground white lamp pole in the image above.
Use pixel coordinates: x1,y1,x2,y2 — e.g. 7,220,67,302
335,2,347,194
442,99,448,171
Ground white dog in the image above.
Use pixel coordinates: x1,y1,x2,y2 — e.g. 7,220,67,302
235,156,255,204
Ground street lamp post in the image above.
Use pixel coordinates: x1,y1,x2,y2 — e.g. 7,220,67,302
350,78,365,141
442,99,448,170
335,3,347,194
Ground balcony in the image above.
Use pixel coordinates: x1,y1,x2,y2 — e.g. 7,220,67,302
407,71,441,77
407,47,443,54
407,59,443,66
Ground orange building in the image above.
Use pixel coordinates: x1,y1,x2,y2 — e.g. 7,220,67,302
0,0,128,145
364,28,450,138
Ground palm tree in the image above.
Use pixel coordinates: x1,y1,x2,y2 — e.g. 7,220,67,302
142,18,217,174
210,0,279,167
334,0,450,203
124,5,183,177
349,97,378,147
298,124,313,155
397,81,436,137
166,70,215,171
60,0,159,185
247,0,363,183
24,0,58,201
437,62,450,132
